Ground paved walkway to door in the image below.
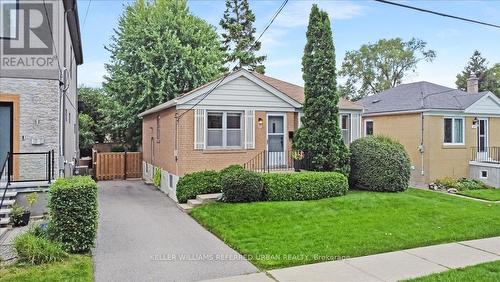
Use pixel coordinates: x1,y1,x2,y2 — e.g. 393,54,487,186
93,180,257,282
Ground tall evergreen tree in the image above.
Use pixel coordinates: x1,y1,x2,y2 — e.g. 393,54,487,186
219,0,266,73
456,50,488,92
104,0,224,148
293,5,349,174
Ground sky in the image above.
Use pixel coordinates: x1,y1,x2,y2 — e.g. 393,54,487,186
76,0,500,89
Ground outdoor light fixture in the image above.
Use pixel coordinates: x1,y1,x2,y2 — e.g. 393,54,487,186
472,117,479,128
258,118,263,128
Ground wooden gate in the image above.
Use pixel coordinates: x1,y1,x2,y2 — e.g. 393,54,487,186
94,152,142,181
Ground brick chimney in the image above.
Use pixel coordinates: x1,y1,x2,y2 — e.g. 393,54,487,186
467,74,479,94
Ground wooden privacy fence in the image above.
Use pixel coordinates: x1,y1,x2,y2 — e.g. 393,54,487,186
94,152,142,181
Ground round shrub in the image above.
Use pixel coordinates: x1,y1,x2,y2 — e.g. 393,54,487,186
48,176,98,253
220,164,244,178
221,170,263,203
262,172,348,201
176,171,221,203
349,136,411,192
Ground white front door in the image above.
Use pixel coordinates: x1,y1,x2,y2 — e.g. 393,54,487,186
267,115,286,168
477,118,489,161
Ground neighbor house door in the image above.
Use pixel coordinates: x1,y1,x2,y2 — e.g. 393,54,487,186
267,114,286,168
0,103,13,169
477,118,489,161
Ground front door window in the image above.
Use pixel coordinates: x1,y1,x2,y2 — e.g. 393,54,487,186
267,115,285,167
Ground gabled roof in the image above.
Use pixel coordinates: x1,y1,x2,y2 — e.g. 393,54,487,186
358,81,487,115
139,69,362,117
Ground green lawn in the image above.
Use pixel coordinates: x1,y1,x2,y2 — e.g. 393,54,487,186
191,189,500,269
406,260,500,282
458,189,500,201
0,255,93,282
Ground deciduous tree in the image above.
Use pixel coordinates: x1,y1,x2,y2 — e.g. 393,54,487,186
340,38,436,101
104,0,224,148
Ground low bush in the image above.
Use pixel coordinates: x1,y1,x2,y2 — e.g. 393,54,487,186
349,136,411,192
176,171,221,203
435,177,488,191
153,167,161,188
48,176,98,253
220,164,244,178
221,170,263,203
14,233,68,265
262,172,348,201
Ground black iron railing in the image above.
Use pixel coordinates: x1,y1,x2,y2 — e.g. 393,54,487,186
0,153,9,210
244,150,313,173
470,147,500,164
6,150,55,184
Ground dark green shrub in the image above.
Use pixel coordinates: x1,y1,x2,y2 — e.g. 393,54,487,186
349,136,411,192
220,164,244,178
48,176,98,253
262,172,348,201
14,233,68,265
221,170,263,203
176,171,221,203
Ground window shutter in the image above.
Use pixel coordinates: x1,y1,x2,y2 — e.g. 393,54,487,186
245,110,255,149
194,109,206,149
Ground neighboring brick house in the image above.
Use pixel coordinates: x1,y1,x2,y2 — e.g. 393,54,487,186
0,0,83,183
139,69,363,201
358,76,500,188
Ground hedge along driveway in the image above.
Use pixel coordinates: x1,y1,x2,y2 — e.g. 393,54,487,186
191,189,500,270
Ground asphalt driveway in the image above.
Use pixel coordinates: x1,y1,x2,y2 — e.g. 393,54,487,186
93,180,257,282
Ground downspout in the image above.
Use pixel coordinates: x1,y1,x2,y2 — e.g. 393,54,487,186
419,91,425,177
174,112,179,176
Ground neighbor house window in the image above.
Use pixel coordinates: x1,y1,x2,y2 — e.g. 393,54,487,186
0,0,18,39
340,114,350,145
444,117,464,144
207,112,242,148
365,120,373,136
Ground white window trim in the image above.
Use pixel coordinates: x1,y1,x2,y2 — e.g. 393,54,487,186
206,111,244,149
364,120,374,136
480,170,488,179
443,117,465,145
340,114,351,144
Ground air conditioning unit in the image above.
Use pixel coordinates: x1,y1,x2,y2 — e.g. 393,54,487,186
74,165,89,176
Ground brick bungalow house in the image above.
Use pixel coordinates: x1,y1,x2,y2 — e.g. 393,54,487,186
139,69,363,200
358,76,500,188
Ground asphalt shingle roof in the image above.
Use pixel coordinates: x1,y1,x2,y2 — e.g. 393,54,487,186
358,81,487,114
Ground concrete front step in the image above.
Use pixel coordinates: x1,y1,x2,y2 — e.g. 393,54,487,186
177,203,193,213
187,199,202,207
0,192,17,198
0,217,10,225
196,193,222,204
0,208,11,215
0,199,15,207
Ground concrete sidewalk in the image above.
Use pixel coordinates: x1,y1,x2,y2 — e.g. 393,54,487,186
203,236,500,282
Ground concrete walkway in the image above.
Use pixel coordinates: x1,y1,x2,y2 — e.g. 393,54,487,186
203,236,500,282
93,180,257,282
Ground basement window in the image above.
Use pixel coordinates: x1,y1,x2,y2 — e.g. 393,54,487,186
480,170,488,179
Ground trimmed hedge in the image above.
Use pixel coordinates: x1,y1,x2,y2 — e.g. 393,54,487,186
349,136,411,192
221,170,263,203
262,172,348,201
435,177,489,191
176,171,221,203
14,233,68,265
48,176,98,253
220,164,244,178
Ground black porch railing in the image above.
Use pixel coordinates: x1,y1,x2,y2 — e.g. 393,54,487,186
5,150,55,184
0,153,9,211
470,147,500,164
244,150,313,173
